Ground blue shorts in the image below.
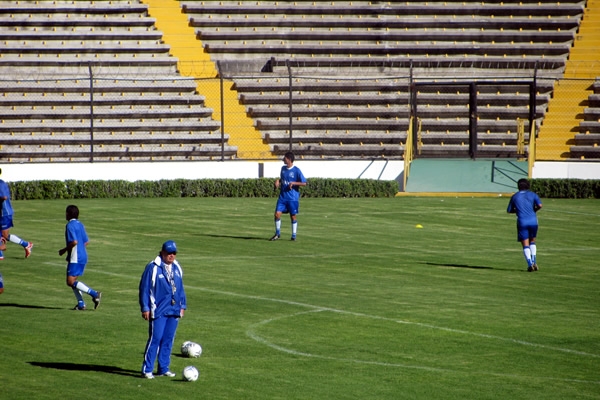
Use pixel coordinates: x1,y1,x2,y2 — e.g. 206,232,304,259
67,263,86,277
0,216,14,231
517,224,538,242
275,199,299,216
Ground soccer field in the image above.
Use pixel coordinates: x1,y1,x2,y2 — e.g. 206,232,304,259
0,197,598,399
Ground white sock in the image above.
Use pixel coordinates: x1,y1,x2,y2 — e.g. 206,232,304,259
523,247,532,266
275,219,281,234
530,243,537,263
72,287,84,303
74,281,92,295
8,234,24,246
292,220,298,236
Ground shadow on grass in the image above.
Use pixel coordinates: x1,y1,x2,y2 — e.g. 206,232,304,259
202,233,267,241
423,262,495,270
28,361,140,377
0,303,62,310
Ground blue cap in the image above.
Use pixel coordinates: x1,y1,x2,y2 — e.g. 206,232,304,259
162,240,177,253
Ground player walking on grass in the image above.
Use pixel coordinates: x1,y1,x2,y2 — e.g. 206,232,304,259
507,178,543,272
0,169,34,260
139,240,187,379
58,205,101,310
270,152,307,241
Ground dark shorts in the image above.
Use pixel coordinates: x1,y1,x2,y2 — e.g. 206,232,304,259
67,262,86,277
0,216,14,231
517,224,538,242
275,199,299,216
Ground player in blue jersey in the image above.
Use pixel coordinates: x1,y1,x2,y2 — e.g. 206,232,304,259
507,179,543,272
58,205,101,310
0,271,4,294
270,152,307,241
0,169,34,260
139,240,187,379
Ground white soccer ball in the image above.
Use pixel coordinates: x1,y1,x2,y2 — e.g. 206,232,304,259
186,342,203,358
182,365,199,382
180,341,192,356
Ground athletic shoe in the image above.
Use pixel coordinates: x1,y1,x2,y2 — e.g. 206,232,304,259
532,263,538,271
290,236,296,241
93,292,102,310
158,371,176,377
72,305,86,311
269,235,280,241
142,373,154,379
24,242,33,259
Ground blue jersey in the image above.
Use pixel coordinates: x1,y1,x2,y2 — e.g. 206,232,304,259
139,256,187,319
0,180,13,218
65,219,89,265
507,190,542,228
279,165,307,202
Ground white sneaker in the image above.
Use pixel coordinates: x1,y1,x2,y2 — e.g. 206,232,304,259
143,372,154,379
158,371,176,377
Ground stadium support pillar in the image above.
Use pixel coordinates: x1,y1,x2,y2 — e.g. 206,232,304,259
469,83,478,160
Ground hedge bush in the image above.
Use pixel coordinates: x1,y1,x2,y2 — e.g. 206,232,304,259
531,179,600,199
7,178,600,200
9,178,400,200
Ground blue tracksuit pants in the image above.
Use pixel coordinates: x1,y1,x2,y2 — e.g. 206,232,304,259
142,315,179,375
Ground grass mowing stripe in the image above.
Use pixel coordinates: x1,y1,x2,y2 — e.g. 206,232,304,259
47,261,600,361
2,197,598,399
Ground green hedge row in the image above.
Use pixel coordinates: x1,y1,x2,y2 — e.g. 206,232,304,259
8,178,600,200
9,178,400,200
531,179,600,199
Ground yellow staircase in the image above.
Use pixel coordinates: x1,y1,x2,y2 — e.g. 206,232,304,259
537,0,600,160
141,0,274,160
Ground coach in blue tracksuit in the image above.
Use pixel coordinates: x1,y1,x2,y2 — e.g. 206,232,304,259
139,240,187,379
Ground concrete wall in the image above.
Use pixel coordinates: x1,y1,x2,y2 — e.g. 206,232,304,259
0,160,597,183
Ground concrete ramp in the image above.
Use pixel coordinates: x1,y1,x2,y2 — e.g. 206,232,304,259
405,159,527,193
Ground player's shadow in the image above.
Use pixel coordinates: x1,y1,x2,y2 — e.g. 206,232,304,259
0,303,62,310
202,233,266,241
424,262,495,270
29,361,140,377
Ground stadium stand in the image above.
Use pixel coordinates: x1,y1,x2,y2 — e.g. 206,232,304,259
536,0,600,160
0,0,594,161
570,79,600,159
0,0,236,162
182,0,584,159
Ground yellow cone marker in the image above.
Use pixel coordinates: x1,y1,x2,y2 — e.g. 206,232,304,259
415,224,423,228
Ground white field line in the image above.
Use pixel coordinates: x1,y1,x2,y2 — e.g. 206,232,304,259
44,261,600,384
46,262,598,360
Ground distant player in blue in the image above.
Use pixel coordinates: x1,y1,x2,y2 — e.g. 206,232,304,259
139,240,187,379
0,271,4,295
0,168,34,260
270,152,307,241
507,179,543,272
58,205,101,310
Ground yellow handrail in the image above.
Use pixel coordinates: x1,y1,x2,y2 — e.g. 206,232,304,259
528,123,536,178
403,117,414,190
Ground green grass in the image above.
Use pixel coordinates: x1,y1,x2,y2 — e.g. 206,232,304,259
0,197,598,399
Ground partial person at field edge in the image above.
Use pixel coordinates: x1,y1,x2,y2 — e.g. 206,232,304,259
0,168,34,260
270,151,307,241
507,178,543,272
58,205,102,310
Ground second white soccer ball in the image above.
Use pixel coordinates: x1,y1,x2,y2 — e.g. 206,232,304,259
180,341,192,356
182,365,199,382
186,342,202,358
